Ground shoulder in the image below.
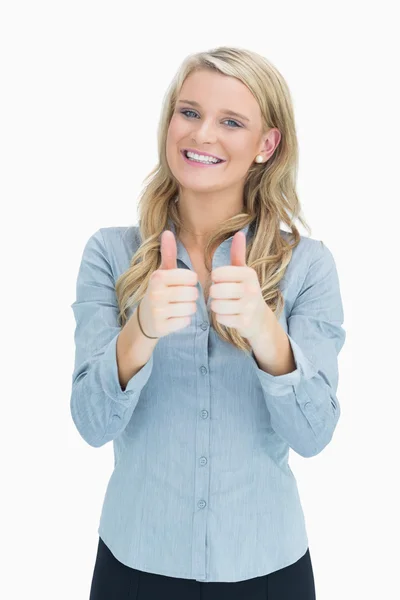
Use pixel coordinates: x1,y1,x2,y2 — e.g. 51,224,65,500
280,229,324,276
82,226,140,257
98,225,140,248
95,225,141,280
278,229,338,301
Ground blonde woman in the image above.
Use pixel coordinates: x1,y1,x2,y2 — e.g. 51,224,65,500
71,46,345,599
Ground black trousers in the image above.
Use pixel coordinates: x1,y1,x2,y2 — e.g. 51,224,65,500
89,537,316,599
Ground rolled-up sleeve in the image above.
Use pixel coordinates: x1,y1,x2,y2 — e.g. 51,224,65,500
253,240,346,458
70,229,153,447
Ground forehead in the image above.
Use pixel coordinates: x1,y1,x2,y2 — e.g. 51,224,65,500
178,69,261,118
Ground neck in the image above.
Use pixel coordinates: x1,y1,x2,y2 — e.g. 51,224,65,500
175,190,246,249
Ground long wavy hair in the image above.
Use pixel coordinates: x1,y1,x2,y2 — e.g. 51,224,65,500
115,46,311,355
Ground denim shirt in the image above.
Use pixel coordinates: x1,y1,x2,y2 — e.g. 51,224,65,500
70,220,346,583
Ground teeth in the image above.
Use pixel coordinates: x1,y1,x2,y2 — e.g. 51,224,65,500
186,151,221,164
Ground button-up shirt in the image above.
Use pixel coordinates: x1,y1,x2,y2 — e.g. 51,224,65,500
70,219,346,582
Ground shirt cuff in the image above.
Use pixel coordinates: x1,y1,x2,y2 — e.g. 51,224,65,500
99,332,154,401
251,333,318,397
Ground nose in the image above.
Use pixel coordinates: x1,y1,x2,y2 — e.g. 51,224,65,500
190,118,218,145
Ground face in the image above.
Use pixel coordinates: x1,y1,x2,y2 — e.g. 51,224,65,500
166,69,280,194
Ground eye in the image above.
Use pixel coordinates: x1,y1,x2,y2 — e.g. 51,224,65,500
180,109,198,119
179,109,242,128
224,119,241,128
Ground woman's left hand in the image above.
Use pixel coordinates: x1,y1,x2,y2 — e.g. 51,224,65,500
210,231,269,341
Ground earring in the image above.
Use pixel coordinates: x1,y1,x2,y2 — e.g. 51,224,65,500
255,155,264,163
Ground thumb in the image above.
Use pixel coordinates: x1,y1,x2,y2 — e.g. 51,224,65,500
230,231,247,266
160,230,178,270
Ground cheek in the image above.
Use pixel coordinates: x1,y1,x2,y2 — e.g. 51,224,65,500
166,124,180,162
227,134,254,158
167,115,187,142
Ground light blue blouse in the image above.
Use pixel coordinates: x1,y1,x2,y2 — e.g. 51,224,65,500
70,219,346,583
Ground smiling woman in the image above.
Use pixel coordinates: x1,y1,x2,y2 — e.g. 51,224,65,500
70,45,346,600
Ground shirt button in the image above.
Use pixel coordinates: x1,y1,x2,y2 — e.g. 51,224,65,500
304,402,311,410
200,322,208,330
201,410,208,419
199,457,207,466
200,366,207,375
197,500,206,509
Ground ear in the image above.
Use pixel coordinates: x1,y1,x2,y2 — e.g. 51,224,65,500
259,127,282,161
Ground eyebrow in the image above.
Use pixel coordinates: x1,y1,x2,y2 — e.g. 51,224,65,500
177,99,250,123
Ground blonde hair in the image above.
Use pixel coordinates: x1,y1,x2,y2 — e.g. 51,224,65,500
115,46,311,355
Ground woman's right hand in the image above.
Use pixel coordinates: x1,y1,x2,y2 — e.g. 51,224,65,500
137,230,199,338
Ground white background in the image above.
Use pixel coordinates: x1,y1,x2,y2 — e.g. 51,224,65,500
1,1,399,598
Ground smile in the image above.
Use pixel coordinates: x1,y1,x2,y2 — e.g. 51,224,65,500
181,150,226,167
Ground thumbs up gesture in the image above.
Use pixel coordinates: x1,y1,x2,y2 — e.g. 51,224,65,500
139,229,267,341
209,231,268,341
138,230,199,338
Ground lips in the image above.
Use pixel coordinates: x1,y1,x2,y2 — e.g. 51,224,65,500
182,148,226,162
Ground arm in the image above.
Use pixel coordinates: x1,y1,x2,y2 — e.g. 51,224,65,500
250,240,346,458
117,304,159,390
70,229,156,448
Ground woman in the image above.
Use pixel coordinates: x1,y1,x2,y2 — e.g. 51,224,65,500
71,46,346,599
